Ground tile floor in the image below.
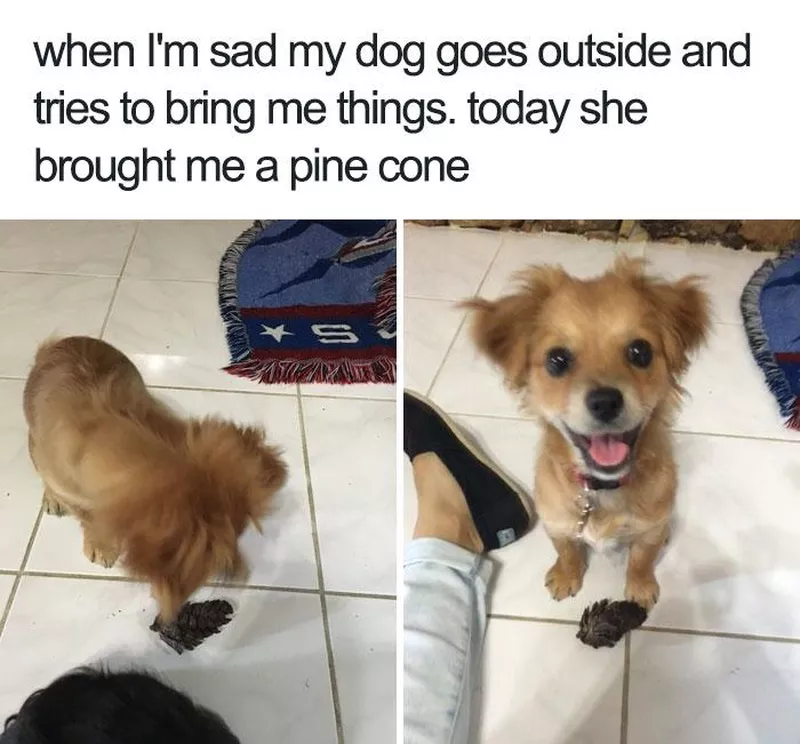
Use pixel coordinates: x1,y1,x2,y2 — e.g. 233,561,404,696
404,224,800,744
0,221,396,744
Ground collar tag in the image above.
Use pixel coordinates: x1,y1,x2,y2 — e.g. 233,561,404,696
573,469,628,534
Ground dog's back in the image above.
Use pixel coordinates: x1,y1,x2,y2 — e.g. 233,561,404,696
24,336,148,430
23,337,184,512
1,667,241,744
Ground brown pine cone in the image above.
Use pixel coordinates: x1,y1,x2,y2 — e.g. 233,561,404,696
576,599,647,649
150,599,234,654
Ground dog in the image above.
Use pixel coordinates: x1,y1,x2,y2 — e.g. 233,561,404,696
23,336,288,622
1,667,240,743
465,257,710,609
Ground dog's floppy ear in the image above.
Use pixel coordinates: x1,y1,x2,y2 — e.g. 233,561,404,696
462,266,565,390
646,275,711,377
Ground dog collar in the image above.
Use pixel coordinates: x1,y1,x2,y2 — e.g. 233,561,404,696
573,469,630,533
574,470,630,492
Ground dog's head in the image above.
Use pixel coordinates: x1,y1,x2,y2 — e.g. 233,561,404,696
465,257,710,480
113,420,288,623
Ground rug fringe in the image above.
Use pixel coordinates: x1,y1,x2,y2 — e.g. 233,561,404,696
787,402,800,430
218,221,273,363
740,241,800,425
224,356,396,385
373,265,397,334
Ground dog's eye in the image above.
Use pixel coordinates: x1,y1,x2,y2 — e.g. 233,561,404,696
545,347,573,377
627,339,653,368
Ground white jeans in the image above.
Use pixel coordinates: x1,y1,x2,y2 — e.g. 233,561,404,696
403,538,493,744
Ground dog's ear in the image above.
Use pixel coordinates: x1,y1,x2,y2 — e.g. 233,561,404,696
461,266,565,390
646,275,711,377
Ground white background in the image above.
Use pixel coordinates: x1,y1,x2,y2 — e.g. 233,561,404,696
0,0,797,218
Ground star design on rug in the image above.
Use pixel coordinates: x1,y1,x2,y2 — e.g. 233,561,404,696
259,324,294,342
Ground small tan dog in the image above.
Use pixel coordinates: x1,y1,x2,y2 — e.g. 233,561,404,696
466,258,710,609
24,336,287,622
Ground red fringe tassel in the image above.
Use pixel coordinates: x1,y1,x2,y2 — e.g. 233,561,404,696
224,356,396,385
786,400,800,430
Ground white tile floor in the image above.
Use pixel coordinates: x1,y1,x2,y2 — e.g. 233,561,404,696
404,223,800,744
0,221,396,744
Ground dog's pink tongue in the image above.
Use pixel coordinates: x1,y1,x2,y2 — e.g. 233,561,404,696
588,435,629,467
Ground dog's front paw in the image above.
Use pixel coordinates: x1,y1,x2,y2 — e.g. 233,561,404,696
545,560,584,601
43,491,66,516
625,572,660,610
85,547,118,569
82,538,119,569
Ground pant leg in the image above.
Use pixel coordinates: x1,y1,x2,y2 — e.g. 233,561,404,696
404,538,493,744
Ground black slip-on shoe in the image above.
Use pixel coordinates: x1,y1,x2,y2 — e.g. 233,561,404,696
404,389,532,551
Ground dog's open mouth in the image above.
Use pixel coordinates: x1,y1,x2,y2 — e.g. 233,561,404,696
566,426,641,472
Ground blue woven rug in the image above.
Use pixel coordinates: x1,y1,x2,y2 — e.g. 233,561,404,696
741,241,800,429
219,220,396,385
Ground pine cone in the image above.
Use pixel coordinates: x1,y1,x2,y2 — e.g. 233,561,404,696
150,599,234,654
576,599,647,649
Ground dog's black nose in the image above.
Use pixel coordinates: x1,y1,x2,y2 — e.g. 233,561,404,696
586,387,624,423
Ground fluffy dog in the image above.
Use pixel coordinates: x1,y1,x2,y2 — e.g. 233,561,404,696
1,667,240,743
466,258,710,608
23,336,287,622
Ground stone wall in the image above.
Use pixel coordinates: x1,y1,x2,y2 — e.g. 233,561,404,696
408,220,800,251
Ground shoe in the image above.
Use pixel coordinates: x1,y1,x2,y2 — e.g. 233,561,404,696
404,389,532,550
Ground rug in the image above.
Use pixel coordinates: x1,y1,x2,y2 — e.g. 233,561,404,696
219,219,396,385
740,241,800,429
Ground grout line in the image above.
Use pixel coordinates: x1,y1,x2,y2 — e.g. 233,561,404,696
487,612,800,646
0,505,46,639
0,576,22,640
325,590,396,601
99,225,138,339
638,624,800,645
115,275,220,286
424,312,465,397
0,269,122,279
620,633,631,744
424,243,504,397
149,382,394,403
16,506,46,574
404,294,469,304
442,410,532,423
151,383,301,399
294,391,395,403
120,276,219,285
672,428,800,445
296,392,345,744
216,584,396,601
487,613,578,627
21,570,138,583
212,581,315,594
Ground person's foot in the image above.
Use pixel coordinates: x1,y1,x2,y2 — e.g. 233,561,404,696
405,390,532,553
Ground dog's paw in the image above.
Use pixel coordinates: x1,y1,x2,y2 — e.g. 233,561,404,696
625,573,660,610
545,560,584,601
43,493,66,516
85,548,118,569
82,540,119,569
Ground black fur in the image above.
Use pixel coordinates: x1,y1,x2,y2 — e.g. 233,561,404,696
1,667,240,743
